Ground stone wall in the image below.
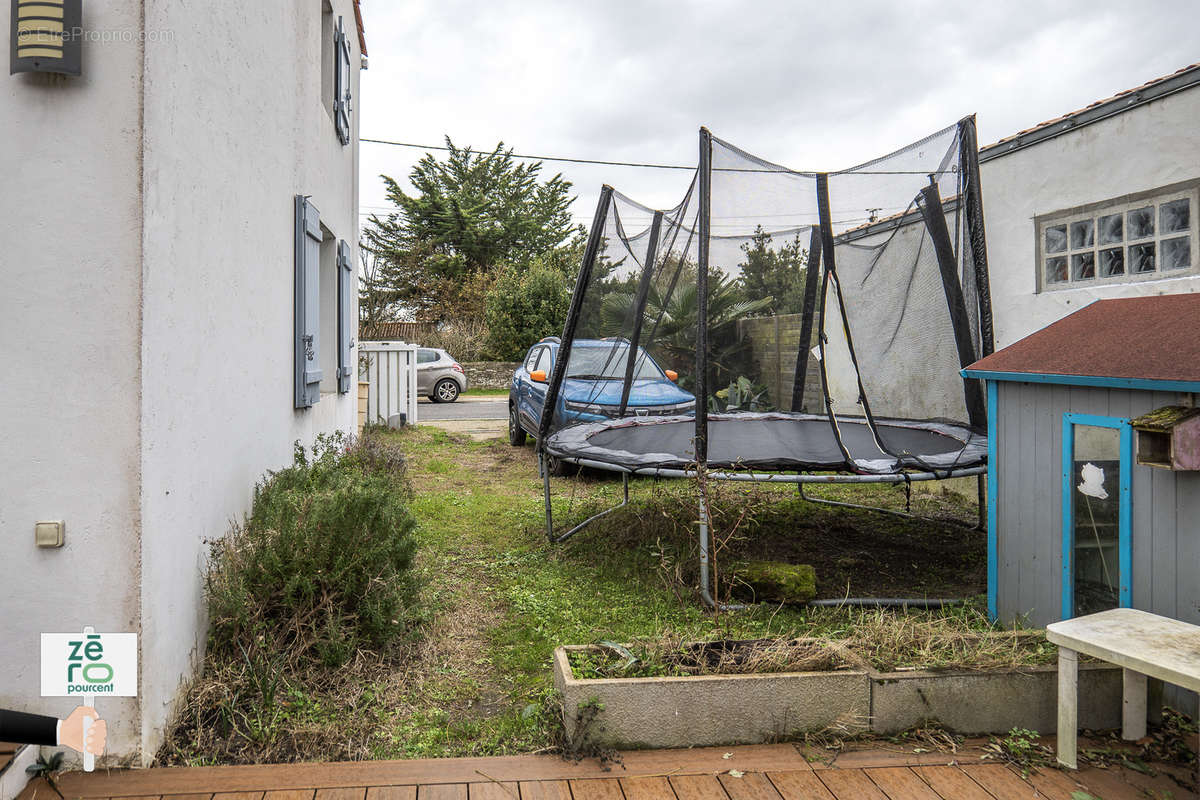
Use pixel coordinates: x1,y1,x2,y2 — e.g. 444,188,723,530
735,313,823,412
463,361,522,390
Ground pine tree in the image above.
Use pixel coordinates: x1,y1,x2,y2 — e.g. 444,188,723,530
363,138,578,322
737,227,808,315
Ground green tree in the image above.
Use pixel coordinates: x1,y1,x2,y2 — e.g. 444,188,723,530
363,138,578,323
483,256,573,360
738,227,809,315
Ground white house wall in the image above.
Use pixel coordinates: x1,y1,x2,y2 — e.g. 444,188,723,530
823,89,1199,423
980,87,1200,349
136,0,361,761
1,0,360,765
0,0,146,758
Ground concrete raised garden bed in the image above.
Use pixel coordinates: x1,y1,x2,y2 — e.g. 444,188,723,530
849,631,1123,735
553,642,870,749
866,661,1122,734
554,634,1125,748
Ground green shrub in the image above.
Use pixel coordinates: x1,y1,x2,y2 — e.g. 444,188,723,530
483,261,571,360
206,433,419,668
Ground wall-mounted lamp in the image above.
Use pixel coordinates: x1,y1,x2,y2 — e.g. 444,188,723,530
10,0,82,76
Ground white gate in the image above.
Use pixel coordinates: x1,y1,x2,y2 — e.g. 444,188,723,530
359,341,419,426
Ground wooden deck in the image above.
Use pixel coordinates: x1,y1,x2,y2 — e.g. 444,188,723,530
25,743,1197,800
0,742,18,775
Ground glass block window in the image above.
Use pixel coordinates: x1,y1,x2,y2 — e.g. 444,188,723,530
1038,187,1198,291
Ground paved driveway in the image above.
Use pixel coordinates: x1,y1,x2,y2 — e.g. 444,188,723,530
418,396,506,420
417,395,507,440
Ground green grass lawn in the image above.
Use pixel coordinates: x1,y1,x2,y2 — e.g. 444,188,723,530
351,426,989,759
462,387,509,396
163,425,992,764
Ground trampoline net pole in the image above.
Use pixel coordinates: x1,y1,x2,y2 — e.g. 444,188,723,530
695,127,712,466
916,178,986,430
958,115,995,358
791,226,823,412
814,172,856,469
618,210,664,417
538,185,614,447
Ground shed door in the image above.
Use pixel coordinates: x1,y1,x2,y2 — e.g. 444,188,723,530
1062,413,1132,618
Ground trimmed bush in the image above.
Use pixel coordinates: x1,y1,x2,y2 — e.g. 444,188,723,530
206,433,419,668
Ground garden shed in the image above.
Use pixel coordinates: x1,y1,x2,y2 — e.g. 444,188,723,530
964,292,1200,709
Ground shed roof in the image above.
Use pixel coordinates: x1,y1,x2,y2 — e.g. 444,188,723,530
966,293,1200,383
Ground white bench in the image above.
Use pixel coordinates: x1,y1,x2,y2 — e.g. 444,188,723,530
1047,607,1200,769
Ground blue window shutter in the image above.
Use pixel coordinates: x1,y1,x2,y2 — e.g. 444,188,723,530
295,195,323,408
337,239,354,394
334,17,351,146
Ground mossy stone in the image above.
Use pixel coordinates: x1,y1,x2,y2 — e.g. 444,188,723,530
729,560,816,603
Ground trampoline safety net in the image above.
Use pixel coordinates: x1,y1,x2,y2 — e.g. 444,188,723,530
537,117,993,476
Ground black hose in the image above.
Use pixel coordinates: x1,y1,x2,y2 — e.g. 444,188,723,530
805,598,967,609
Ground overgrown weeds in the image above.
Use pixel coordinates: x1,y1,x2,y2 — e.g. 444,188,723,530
841,607,1056,671
207,432,420,669
569,637,844,679
160,427,993,765
1081,707,1198,792
160,432,421,764
982,727,1055,776
566,608,1054,680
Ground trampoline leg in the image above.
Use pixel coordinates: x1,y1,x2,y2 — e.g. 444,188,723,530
552,471,631,544
796,483,921,522
976,473,986,531
796,483,977,530
698,489,745,612
541,452,555,542
543,469,633,544
699,491,710,600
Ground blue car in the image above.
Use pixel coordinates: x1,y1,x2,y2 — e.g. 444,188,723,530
508,337,696,462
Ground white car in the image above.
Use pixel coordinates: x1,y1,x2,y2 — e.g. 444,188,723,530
416,347,467,402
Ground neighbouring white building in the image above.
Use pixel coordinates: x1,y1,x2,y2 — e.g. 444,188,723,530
822,64,1199,419
980,63,1200,346
1,0,365,763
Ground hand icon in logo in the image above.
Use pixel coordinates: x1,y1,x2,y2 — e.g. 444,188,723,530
60,706,106,756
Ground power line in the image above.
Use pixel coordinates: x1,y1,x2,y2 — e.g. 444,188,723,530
360,136,955,176
361,137,695,171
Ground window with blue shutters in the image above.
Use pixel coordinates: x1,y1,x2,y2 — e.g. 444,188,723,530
333,16,352,146
337,240,355,393
295,196,323,408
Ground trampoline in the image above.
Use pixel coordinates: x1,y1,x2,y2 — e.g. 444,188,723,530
535,117,995,607
546,413,986,475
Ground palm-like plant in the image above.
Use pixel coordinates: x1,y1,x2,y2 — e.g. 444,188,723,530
596,266,774,390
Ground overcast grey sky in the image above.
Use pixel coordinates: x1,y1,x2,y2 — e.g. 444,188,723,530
359,0,1196,235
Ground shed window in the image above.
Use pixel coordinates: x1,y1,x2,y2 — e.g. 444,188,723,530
1061,413,1132,619
1038,187,1198,291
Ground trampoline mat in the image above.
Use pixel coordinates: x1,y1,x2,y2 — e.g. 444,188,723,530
544,413,986,473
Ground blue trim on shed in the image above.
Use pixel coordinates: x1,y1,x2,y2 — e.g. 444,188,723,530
1060,412,1133,619
961,368,1200,394
986,380,998,621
